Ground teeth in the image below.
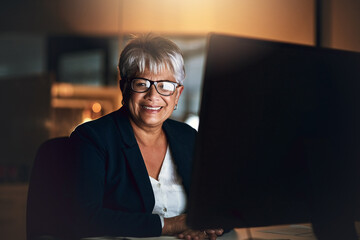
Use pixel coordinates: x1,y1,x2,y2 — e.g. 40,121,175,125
143,106,161,110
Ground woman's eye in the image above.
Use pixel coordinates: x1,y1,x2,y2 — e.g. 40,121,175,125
136,82,147,87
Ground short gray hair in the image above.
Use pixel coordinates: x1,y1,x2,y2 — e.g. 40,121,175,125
118,34,185,105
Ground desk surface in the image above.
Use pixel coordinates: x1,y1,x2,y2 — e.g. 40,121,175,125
82,224,316,240
234,224,316,240
82,223,360,240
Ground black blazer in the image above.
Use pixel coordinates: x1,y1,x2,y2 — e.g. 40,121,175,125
69,107,197,238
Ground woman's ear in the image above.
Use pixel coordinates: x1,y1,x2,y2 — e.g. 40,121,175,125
175,85,184,103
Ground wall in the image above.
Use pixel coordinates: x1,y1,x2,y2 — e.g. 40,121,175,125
2,0,359,50
120,0,314,45
322,0,360,52
1,0,314,44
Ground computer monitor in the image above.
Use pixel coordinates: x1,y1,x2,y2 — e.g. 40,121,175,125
187,33,360,238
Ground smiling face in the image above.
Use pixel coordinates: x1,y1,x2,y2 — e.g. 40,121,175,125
127,68,184,130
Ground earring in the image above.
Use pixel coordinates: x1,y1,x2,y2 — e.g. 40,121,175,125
174,104,177,110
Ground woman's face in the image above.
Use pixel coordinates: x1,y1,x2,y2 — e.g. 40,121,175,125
127,68,184,130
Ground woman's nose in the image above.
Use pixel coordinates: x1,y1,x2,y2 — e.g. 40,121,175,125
145,84,160,99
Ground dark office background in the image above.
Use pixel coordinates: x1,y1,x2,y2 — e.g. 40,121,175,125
0,0,359,239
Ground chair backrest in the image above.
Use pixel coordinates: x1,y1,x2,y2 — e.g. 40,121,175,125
26,137,75,240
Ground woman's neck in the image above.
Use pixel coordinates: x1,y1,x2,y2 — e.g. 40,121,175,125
130,119,165,147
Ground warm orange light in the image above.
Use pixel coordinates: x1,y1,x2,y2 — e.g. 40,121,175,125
82,109,92,123
121,0,314,45
92,102,102,113
82,117,92,124
52,83,75,97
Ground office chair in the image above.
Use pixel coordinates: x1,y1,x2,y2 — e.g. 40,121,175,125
26,137,75,240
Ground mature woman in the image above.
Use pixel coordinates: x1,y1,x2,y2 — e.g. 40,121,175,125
70,34,223,239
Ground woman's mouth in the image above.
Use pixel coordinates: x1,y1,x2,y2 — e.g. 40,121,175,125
142,106,162,111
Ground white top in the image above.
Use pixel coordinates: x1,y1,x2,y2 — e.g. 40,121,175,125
149,145,187,228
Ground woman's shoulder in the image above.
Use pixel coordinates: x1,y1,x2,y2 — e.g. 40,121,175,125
75,107,128,129
74,110,118,132
70,107,131,143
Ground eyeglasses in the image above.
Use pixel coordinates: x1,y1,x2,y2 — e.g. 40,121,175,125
130,78,181,96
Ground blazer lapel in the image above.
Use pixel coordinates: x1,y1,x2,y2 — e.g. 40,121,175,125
122,146,155,212
113,108,155,213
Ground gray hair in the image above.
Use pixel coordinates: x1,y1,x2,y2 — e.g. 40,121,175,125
118,34,185,105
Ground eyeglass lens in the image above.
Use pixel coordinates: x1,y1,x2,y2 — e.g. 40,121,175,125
131,79,176,96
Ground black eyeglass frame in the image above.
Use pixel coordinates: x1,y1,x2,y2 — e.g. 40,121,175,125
130,77,181,96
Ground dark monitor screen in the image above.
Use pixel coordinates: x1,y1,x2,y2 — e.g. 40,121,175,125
187,34,360,235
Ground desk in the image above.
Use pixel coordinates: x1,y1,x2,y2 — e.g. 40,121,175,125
82,225,315,240
235,224,316,240
235,223,360,240
81,222,360,240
